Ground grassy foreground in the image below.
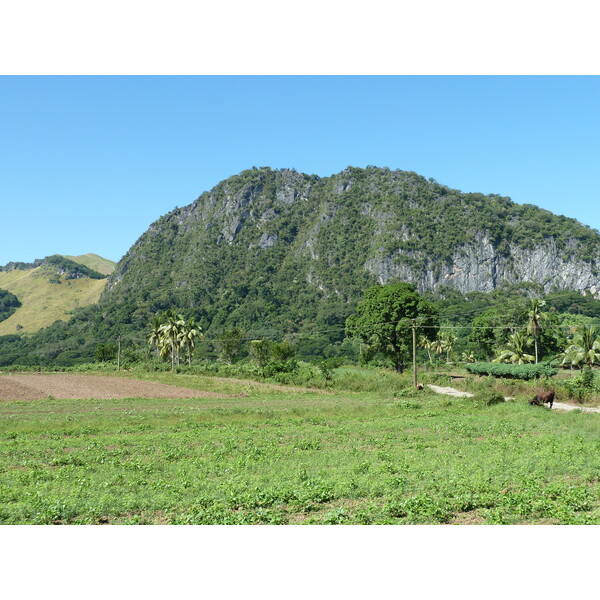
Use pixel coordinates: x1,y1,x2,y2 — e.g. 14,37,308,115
1,371,600,524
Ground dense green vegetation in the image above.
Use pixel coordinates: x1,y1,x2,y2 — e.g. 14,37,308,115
97,167,598,339
465,362,558,380
0,289,20,323
0,280,599,370
1,369,600,525
1,167,599,367
346,282,438,372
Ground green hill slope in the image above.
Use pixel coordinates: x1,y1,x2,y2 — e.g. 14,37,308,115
63,253,116,275
0,255,110,335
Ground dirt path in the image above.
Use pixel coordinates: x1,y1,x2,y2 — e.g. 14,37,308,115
427,385,474,398
551,401,600,414
0,373,234,401
427,384,600,413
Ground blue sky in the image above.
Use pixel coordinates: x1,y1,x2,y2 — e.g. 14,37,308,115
1,76,599,265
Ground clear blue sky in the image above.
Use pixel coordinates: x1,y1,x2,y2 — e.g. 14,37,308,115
1,76,599,265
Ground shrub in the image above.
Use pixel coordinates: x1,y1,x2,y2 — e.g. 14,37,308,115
581,367,595,389
560,367,598,401
271,341,295,362
465,362,557,380
316,357,344,381
262,359,298,378
472,391,506,406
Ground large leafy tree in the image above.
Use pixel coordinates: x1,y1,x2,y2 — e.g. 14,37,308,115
215,327,246,364
468,297,528,360
345,282,439,373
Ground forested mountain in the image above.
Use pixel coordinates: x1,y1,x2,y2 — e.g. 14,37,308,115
104,166,600,335
1,166,600,366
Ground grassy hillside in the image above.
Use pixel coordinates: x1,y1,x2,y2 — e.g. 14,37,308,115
63,253,116,275
0,268,107,335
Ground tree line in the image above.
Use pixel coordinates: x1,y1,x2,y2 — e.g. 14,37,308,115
2,278,599,370
121,282,600,373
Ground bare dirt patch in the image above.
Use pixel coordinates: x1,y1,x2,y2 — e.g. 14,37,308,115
427,384,474,398
0,373,233,401
448,510,486,525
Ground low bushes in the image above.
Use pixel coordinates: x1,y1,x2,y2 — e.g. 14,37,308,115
465,362,557,380
558,367,599,402
471,391,506,407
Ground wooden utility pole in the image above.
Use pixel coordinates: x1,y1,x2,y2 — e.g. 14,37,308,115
117,336,121,372
412,319,417,388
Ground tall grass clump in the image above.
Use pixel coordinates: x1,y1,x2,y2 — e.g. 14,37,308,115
558,367,599,403
330,366,412,394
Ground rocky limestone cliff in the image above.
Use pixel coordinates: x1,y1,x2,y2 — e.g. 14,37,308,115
364,235,600,296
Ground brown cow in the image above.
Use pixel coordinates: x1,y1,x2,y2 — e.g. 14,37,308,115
530,391,556,408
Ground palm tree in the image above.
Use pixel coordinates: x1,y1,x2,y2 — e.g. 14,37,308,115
159,310,186,369
179,317,202,365
561,325,600,370
420,335,434,365
432,335,445,357
461,351,476,363
493,332,535,364
526,298,546,364
147,315,165,358
440,331,457,363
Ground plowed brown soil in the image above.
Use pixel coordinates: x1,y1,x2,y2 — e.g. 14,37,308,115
0,373,230,401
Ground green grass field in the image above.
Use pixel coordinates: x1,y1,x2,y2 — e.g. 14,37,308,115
2,370,600,525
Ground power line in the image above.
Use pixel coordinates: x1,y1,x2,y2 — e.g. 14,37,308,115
134,319,596,346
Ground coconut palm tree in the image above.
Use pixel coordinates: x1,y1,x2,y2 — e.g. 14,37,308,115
440,331,457,363
526,298,546,364
432,335,445,357
179,317,202,365
147,315,165,358
560,325,600,370
460,350,476,363
159,310,186,369
420,335,434,365
493,332,535,364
